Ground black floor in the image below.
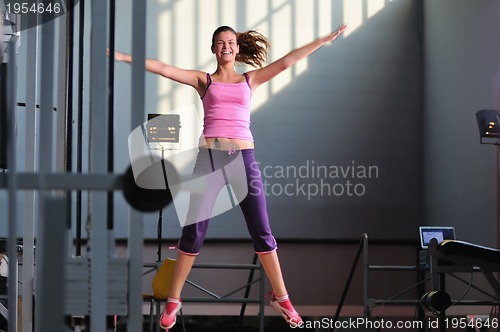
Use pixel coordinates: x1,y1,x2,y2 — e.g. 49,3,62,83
142,315,325,332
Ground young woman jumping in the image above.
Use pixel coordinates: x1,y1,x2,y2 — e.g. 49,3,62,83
114,22,348,330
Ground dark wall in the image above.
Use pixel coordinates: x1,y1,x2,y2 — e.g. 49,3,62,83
423,0,500,248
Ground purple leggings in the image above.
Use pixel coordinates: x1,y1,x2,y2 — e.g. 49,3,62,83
178,148,277,255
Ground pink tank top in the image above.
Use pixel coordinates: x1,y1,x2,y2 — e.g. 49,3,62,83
201,73,254,141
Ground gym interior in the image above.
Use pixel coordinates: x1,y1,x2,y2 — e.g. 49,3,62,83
1,0,500,331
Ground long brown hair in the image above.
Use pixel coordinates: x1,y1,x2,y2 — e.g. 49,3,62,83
211,26,270,68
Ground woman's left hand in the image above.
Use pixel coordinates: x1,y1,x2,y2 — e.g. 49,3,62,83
325,23,349,43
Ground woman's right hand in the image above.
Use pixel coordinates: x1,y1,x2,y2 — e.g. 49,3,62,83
324,23,349,43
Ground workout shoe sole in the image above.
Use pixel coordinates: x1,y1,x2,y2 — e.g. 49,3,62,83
159,302,182,330
270,298,302,326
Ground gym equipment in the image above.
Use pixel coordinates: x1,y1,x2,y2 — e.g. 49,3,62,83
122,161,174,213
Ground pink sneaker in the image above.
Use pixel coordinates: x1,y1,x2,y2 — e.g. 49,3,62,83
159,298,182,330
270,293,303,326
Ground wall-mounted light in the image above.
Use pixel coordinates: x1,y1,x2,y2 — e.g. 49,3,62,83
476,109,500,145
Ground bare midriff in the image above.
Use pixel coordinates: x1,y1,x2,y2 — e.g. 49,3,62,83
202,137,255,150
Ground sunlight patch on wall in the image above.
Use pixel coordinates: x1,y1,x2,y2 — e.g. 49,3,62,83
198,0,219,73
157,8,174,113
243,0,270,111
245,0,269,28
318,0,333,37
220,0,238,29
270,2,292,96
367,0,385,18
272,0,289,11
174,0,196,72
174,0,197,109
343,0,363,37
294,1,314,78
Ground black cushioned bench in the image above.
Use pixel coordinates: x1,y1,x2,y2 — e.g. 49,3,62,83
428,238,500,299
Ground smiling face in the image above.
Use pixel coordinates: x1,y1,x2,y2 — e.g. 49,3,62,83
211,30,239,64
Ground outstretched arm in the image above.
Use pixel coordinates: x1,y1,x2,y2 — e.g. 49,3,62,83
113,51,207,96
248,23,348,90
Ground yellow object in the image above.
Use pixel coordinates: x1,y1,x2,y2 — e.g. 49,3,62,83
151,258,176,299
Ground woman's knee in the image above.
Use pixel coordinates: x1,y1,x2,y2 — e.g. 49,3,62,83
178,221,209,254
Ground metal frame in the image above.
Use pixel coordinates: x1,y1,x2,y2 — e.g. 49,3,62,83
143,257,265,332
362,236,500,325
21,12,38,332
363,232,428,316
35,198,67,332
128,0,147,330
183,260,266,332
0,1,143,331
6,34,19,332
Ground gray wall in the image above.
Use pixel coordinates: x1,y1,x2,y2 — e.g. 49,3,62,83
423,0,500,248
